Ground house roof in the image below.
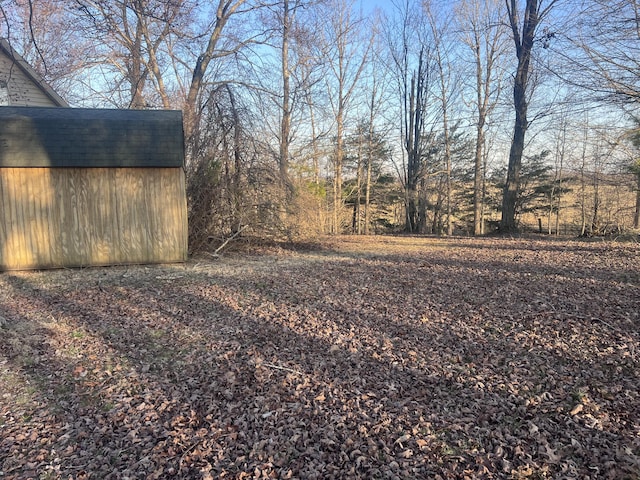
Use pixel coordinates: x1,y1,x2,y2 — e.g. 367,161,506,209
0,106,184,168
0,38,69,107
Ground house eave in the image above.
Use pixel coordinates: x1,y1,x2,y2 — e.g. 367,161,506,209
0,38,69,107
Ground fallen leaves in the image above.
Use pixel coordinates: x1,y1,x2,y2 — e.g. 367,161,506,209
0,235,639,478
570,404,584,416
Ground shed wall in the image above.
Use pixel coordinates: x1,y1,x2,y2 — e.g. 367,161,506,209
0,167,187,270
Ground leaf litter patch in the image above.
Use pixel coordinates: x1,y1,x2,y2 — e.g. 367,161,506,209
1,236,639,479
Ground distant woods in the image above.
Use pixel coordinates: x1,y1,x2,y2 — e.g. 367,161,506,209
3,0,639,247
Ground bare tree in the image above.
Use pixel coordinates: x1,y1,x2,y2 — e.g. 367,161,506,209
456,0,508,235
71,0,190,108
548,106,573,234
71,0,271,143
629,123,640,229
404,48,431,233
0,0,89,103
363,68,388,235
266,0,324,192
384,0,435,233
296,11,332,233
501,0,558,232
570,0,640,105
279,0,293,187
425,1,458,236
182,0,255,141
321,0,372,233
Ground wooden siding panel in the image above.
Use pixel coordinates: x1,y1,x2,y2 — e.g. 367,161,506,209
38,168,57,266
168,168,188,261
0,53,59,107
0,173,6,260
3,169,20,268
59,168,83,265
89,168,116,264
0,167,187,270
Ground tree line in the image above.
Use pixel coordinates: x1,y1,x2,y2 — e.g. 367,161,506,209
2,0,639,247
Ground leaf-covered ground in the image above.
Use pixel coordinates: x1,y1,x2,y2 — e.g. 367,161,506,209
1,236,639,479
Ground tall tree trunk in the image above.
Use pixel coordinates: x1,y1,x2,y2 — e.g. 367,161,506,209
457,0,506,235
136,0,174,109
501,78,527,232
481,142,488,234
405,51,426,233
280,0,291,189
354,136,364,234
580,125,588,236
128,6,146,109
305,89,325,232
501,0,555,232
634,173,640,228
183,0,246,141
406,74,417,232
325,0,371,234
429,4,454,236
443,111,452,236
591,168,600,234
473,118,485,235
364,124,374,235
554,121,566,235
364,148,373,235
308,95,320,185
334,106,344,234
363,78,378,236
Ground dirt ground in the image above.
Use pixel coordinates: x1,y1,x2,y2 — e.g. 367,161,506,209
1,235,639,479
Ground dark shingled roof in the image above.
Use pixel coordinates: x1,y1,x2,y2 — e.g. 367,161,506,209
0,106,184,168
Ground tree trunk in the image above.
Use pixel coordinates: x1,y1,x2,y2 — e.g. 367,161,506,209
473,123,485,235
183,1,246,141
634,173,640,228
554,122,566,235
325,0,371,234
354,137,364,234
364,125,373,235
501,67,528,232
280,0,291,189
580,164,587,236
404,52,426,233
443,114,453,236
136,1,173,109
428,4,454,236
405,74,417,233
364,158,372,235
591,169,600,234
128,10,146,109
457,0,507,236
334,107,344,234
364,83,377,235
501,0,553,232
407,193,416,232
481,143,488,234
580,127,588,236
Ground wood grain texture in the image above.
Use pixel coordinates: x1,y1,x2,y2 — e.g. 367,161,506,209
0,167,187,270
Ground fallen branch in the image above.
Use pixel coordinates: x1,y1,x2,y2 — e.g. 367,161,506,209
214,225,249,255
263,363,306,376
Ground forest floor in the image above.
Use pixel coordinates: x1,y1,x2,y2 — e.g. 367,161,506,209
1,235,639,479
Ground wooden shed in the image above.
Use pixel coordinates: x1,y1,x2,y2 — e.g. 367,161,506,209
0,106,188,270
